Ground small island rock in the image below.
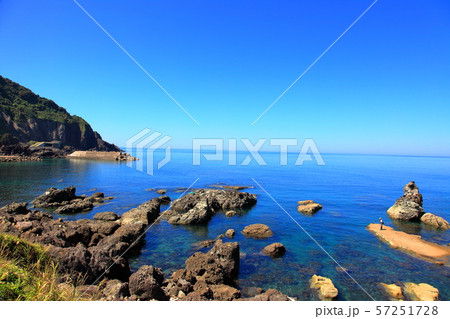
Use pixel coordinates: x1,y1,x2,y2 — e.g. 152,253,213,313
242,224,273,238
262,243,286,258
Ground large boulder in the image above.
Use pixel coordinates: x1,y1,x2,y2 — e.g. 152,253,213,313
168,201,213,225
242,224,273,238
403,283,439,301
129,265,168,300
297,200,323,215
171,189,257,213
420,213,449,230
380,283,404,300
0,202,30,215
32,186,77,207
185,240,239,285
310,275,338,300
387,182,425,221
262,243,286,258
120,198,161,225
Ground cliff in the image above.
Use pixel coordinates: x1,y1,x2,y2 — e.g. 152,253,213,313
0,75,121,151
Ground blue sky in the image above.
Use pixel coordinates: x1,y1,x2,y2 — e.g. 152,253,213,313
0,0,449,156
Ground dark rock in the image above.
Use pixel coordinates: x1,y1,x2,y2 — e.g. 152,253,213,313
0,202,30,215
94,212,120,221
129,265,168,300
32,186,77,208
185,239,239,285
262,243,286,258
54,199,94,214
192,239,216,248
159,195,171,205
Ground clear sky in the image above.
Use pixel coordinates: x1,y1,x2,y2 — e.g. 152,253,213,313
0,0,449,156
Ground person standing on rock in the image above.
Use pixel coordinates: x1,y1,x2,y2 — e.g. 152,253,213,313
379,217,384,230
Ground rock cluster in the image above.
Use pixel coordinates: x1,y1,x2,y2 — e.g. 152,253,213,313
31,186,111,214
0,193,163,284
387,181,424,221
297,200,323,215
380,282,440,301
168,189,257,225
387,182,449,229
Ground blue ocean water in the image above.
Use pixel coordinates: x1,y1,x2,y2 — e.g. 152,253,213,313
1,152,449,300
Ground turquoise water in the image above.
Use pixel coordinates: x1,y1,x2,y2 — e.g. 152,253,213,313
0,152,449,300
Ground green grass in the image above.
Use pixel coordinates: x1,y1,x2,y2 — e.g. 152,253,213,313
0,233,96,301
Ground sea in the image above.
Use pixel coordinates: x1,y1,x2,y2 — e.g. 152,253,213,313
1,151,449,300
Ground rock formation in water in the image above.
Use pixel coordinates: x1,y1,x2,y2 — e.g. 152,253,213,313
387,181,424,221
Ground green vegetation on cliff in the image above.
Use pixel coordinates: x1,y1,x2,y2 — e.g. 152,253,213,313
0,75,88,129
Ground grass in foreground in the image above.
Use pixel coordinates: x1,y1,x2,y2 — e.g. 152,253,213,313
0,232,94,301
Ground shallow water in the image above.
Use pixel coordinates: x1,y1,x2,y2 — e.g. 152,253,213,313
1,152,449,300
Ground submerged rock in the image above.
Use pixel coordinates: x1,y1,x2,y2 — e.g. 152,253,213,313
262,243,286,258
387,181,424,221
225,210,237,217
403,283,439,301
420,213,449,230
94,212,120,221
310,275,338,300
242,224,273,238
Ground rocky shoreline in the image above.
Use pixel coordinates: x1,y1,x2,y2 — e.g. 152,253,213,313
0,186,297,301
0,181,447,301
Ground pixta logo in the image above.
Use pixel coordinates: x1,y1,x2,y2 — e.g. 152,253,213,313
126,129,325,176
126,128,172,176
